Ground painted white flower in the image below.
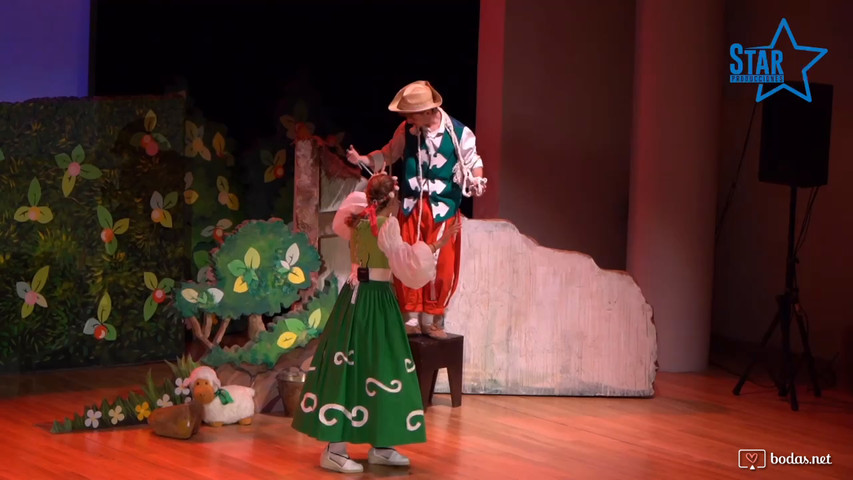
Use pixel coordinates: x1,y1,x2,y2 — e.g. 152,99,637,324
156,394,174,408
174,377,190,396
183,396,192,404
108,405,125,425
85,409,102,428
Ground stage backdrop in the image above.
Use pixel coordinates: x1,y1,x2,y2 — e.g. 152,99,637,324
0,95,190,372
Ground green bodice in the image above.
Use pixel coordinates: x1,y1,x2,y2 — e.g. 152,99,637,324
349,217,390,268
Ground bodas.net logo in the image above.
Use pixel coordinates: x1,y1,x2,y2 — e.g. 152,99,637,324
729,18,827,102
738,449,767,470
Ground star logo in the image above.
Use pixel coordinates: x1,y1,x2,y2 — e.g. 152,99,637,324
748,18,828,102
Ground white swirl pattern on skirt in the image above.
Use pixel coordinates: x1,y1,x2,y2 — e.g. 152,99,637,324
405,358,416,373
319,404,368,427
365,378,402,397
406,409,425,431
333,350,355,366
300,392,318,413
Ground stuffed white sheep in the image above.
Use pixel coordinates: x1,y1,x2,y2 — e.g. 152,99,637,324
184,366,256,427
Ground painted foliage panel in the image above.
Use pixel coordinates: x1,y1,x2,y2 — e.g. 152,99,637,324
0,95,189,372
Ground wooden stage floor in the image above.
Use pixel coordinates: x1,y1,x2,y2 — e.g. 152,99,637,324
1,363,851,479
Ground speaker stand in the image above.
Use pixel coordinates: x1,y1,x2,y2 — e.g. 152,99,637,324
732,185,822,411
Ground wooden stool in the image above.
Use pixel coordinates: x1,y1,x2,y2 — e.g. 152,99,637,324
408,333,464,409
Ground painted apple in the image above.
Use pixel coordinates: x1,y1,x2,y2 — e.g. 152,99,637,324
68,162,82,177
153,289,166,304
94,325,108,340
24,291,38,306
213,228,225,243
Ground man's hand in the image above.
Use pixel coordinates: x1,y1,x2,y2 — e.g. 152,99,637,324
471,176,487,197
432,219,462,252
346,145,369,166
446,220,462,239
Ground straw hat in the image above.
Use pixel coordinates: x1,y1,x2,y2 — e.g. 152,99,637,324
387,81,443,113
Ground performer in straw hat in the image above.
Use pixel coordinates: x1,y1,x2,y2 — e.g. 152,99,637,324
346,80,487,339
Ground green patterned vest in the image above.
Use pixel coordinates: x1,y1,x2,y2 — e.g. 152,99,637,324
349,217,390,268
400,116,465,223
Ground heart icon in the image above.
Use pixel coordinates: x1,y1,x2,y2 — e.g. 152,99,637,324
745,452,758,464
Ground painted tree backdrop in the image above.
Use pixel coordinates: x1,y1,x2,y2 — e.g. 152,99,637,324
0,96,190,372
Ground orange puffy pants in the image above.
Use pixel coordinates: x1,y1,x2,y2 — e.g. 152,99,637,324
394,196,461,316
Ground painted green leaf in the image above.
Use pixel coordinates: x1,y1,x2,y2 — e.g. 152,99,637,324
144,272,158,290
71,144,85,163
227,260,247,277
158,278,175,292
193,251,210,270
152,132,171,149
104,324,117,341
96,205,113,229
163,191,179,209
143,295,158,321
130,132,145,147
55,152,71,168
28,177,41,205
79,164,102,180
105,238,118,255
197,291,211,306
284,317,306,333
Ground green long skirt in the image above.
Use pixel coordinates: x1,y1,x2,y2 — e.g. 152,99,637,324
291,280,427,446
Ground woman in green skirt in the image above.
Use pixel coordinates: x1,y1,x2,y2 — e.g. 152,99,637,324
291,173,459,473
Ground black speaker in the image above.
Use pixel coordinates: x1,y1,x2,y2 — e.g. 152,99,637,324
758,81,833,187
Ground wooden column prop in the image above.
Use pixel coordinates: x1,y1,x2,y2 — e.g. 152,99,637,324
293,139,320,299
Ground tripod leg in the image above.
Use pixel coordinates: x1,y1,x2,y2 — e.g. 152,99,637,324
780,303,798,411
733,312,781,395
794,307,822,398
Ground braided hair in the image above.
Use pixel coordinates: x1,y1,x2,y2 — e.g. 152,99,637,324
345,173,396,236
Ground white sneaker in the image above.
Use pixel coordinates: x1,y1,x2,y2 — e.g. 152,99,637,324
320,447,363,473
368,447,410,466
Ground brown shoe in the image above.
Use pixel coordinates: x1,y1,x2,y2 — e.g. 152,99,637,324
423,323,447,339
405,324,422,335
